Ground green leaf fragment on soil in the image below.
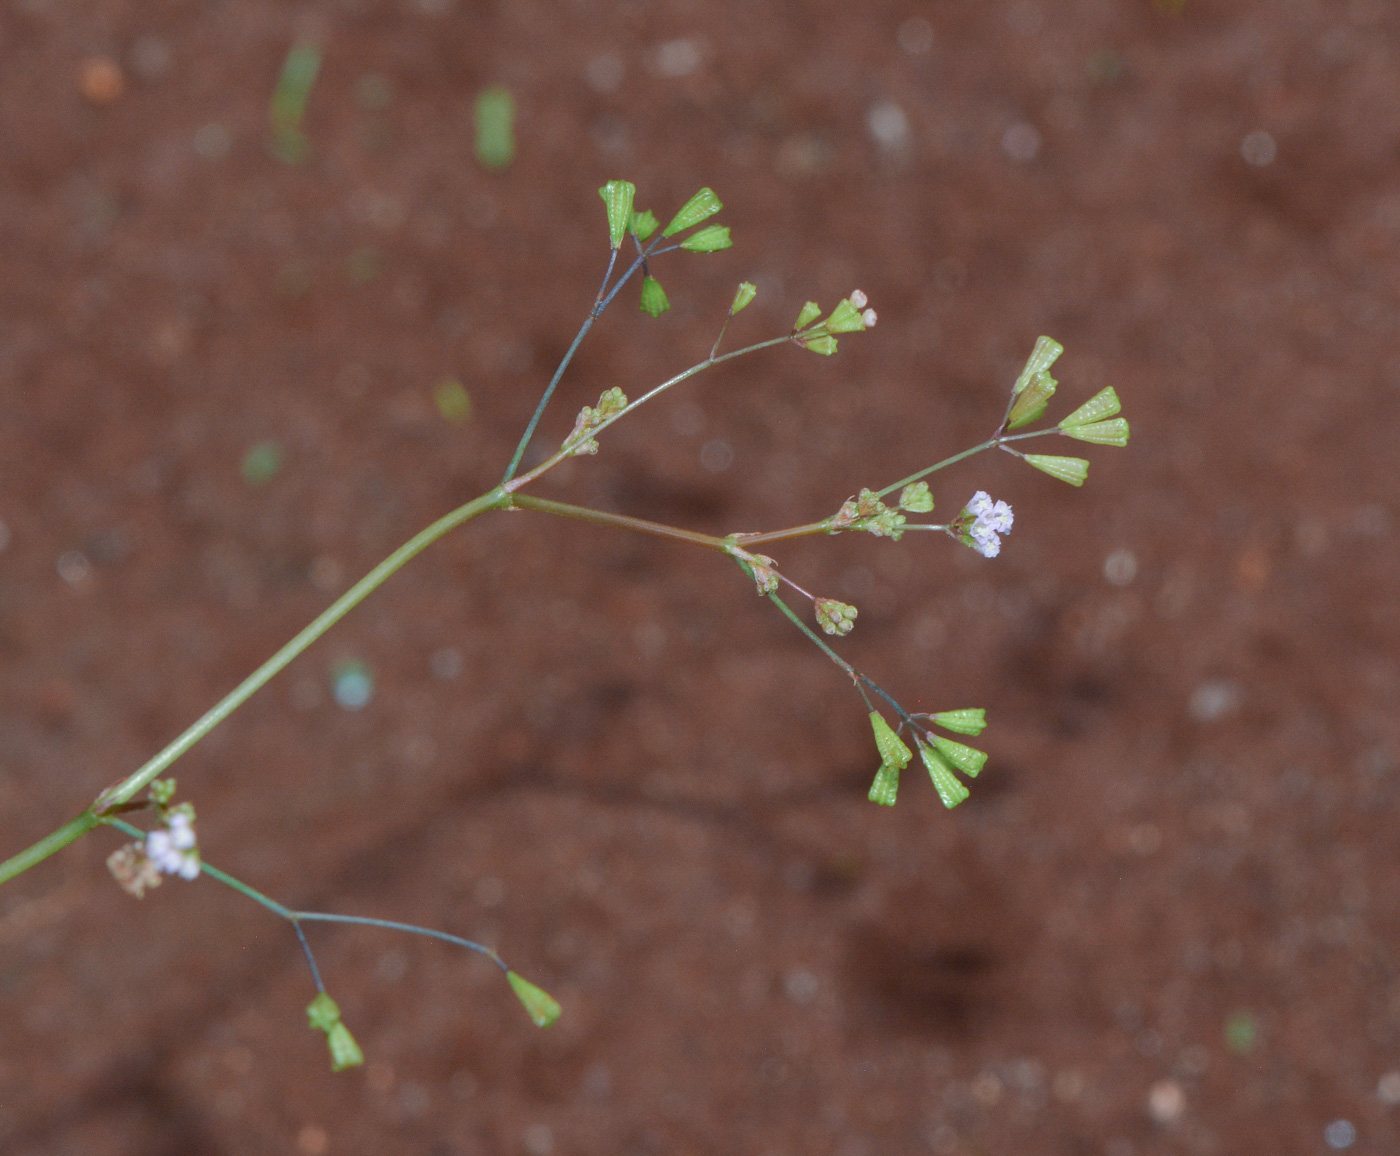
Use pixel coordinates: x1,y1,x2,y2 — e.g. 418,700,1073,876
474,87,515,170
434,378,472,423
241,441,283,486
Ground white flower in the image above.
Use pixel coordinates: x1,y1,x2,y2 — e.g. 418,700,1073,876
850,289,868,309
145,813,200,880
861,308,877,328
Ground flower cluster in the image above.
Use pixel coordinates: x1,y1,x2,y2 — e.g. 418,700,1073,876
106,806,201,899
849,289,878,329
145,811,200,879
965,491,1014,558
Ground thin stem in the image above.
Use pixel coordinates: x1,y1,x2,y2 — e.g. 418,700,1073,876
763,592,912,724
730,519,835,547
1,486,511,887
295,913,505,971
873,439,997,501
0,811,101,886
503,229,675,485
500,265,610,486
510,494,735,553
776,572,817,602
766,590,856,677
99,816,505,974
294,923,326,992
503,334,793,495
738,429,1061,549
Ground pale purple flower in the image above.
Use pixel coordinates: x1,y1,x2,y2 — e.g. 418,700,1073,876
969,522,1002,558
964,491,1014,558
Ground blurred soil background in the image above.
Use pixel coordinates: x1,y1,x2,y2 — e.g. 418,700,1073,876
3,0,1400,1153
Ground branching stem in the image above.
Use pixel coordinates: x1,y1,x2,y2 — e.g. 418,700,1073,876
0,486,512,886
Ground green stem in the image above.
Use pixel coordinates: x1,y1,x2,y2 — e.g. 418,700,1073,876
504,334,792,495
873,439,997,501
99,816,502,967
510,494,735,553
0,486,511,887
763,589,911,724
0,811,101,886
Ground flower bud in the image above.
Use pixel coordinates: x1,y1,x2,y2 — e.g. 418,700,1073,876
662,187,723,237
507,971,562,1028
1059,418,1129,446
1006,370,1056,429
679,224,732,252
868,761,900,806
869,711,913,769
898,481,934,513
920,742,970,809
1059,386,1121,427
1024,454,1089,486
1012,336,1064,395
815,597,857,635
598,180,636,250
730,281,757,314
928,708,987,736
639,276,670,317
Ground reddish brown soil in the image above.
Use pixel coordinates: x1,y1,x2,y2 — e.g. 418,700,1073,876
4,1,1400,1153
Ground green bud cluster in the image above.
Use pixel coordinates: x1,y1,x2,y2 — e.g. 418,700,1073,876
898,482,935,513
829,488,907,539
865,709,989,809
867,712,913,806
1002,339,1130,487
562,387,628,456
791,292,876,356
815,597,858,636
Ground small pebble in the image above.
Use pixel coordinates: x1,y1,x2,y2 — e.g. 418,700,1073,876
331,661,374,710
1147,1078,1185,1125
78,56,125,104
